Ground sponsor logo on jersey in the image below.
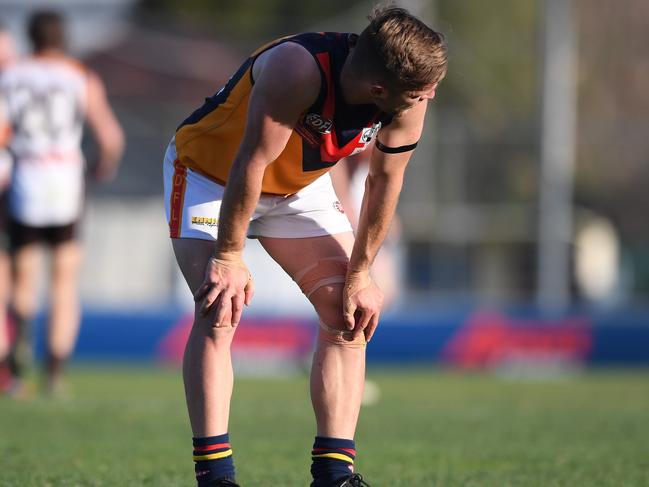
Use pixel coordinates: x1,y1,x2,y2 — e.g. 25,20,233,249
333,201,345,214
360,122,381,143
349,122,382,156
191,216,218,227
305,113,333,134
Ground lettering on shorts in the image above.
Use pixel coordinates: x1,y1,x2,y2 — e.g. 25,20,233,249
333,201,345,214
191,216,218,227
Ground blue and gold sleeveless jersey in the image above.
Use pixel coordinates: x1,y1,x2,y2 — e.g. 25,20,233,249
175,32,392,195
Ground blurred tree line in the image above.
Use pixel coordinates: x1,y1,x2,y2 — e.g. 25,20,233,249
577,0,649,294
136,0,357,43
435,0,539,205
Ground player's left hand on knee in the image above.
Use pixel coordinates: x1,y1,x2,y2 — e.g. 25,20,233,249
194,251,253,327
343,269,384,343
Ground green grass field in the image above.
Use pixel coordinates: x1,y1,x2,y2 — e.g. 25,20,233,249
1,367,648,486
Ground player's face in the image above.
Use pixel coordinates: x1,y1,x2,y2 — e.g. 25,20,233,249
371,83,437,115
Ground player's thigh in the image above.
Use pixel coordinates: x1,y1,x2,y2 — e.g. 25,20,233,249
10,243,41,315
171,237,217,295
12,243,40,284
258,232,354,326
50,240,82,282
0,251,9,303
173,237,240,337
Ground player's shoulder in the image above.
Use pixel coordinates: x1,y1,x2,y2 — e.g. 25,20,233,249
0,59,32,87
250,39,322,113
62,56,90,75
253,40,321,88
287,31,348,49
0,56,96,98
260,40,316,68
0,58,25,77
13,54,91,80
50,55,92,79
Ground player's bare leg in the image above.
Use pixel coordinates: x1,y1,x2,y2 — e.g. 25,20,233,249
260,232,365,438
261,233,367,485
9,243,41,385
0,250,11,391
46,240,82,393
172,237,237,437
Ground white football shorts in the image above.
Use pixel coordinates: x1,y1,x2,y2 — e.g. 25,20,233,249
163,138,353,240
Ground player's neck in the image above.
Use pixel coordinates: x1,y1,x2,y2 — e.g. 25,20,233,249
339,55,372,105
33,47,66,58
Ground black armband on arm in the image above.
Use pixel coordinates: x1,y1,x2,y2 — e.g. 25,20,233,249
375,139,419,154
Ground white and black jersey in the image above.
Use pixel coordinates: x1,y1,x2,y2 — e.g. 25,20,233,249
0,55,88,226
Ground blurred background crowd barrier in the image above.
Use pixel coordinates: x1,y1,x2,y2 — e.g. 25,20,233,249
1,0,648,370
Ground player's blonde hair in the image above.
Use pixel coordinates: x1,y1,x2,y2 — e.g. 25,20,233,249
352,6,448,90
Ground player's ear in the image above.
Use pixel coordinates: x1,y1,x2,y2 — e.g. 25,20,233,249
369,84,387,100
425,82,439,100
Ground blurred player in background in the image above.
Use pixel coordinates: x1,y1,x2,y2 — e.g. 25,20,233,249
0,10,124,396
164,7,446,486
0,21,17,393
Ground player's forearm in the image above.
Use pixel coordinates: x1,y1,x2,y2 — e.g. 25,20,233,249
97,141,123,172
349,172,403,272
214,159,266,256
95,121,124,175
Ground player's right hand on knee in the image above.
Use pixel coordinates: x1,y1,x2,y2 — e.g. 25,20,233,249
194,251,254,327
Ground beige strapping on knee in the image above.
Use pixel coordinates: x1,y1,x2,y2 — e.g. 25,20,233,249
295,257,366,347
294,256,349,299
318,320,367,348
